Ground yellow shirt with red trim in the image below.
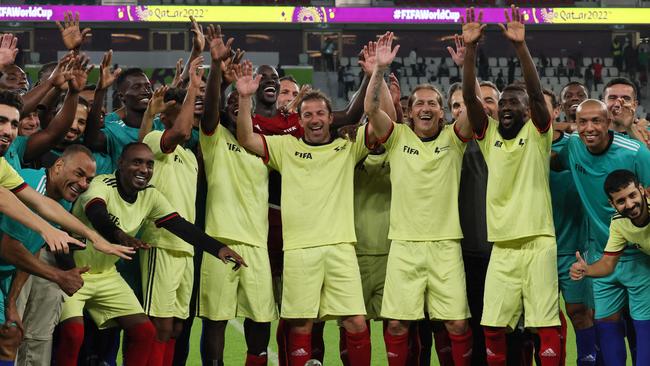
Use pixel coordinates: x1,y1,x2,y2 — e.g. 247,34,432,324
354,151,391,255
382,122,467,241
72,174,176,274
0,157,25,192
604,200,650,256
140,130,198,254
200,124,269,247
263,125,369,250
476,117,555,242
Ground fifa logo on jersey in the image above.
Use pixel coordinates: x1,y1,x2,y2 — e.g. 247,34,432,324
403,145,419,155
108,213,120,228
174,154,184,164
494,141,503,148
334,145,347,152
434,146,450,154
295,151,313,159
574,163,587,174
226,143,242,153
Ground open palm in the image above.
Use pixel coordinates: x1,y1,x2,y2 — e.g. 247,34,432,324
206,24,234,62
235,61,261,97
499,6,525,43
98,50,121,90
375,32,399,69
0,34,18,69
461,8,486,45
56,11,91,51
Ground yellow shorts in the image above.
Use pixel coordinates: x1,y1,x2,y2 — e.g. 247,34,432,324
357,254,388,320
281,243,366,320
59,268,144,329
140,247,193,319
381,240,470,321
198,243,277,322
481,235,560,329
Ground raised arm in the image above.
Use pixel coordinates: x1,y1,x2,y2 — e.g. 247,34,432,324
162,57,204,150
138,86,175,142
235,61,266,156
0,33,19,74
365,32,400,140
332,45,372,128
21,53,74,115
359,40,396,121
461,8,489,136
500,6,550,131
388,73,403,123
85,50,122,153
56,11,91,53
202,24,233,133
447,33,475,140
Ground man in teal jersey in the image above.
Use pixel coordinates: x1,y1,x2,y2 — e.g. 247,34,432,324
552,98,650,365
0,145,133,366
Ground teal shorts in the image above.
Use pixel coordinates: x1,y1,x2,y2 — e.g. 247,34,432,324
557,253,593,308
592,254,650,320
0,271,14,324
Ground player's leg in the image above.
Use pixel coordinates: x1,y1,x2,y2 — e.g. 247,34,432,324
201,320,227,364
462,254,490,366
0,275,21,366
54,317,85,366
381,241,427,366
428,240,473,366
592,269,628,365
621,256,650,365
431,321,452,366
115,314,157,366
172,246,202,366
310,321,325,363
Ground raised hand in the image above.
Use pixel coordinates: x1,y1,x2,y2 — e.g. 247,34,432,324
375,32,400,70
389,73,401,105
358,41,377,76
206,24,234,62
0,34,19,70
56,266,89,296
189,16,205,54
171,58,184,88
222,48,245,84
68,54,94,92
146,85,176,115
97,50,122,90
48,53,75,89
189,56,205,89
569,251,587,281
284,84,312,114
234,60,261,97
611,97,636,128
56,11,91,51
498,5,525,44
447,34,466,68
461,7,486,45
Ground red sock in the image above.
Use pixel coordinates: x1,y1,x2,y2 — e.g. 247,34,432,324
538,327,561,366
559,310,568,366
163,338,176,366
277,320,289,366
339,326,350,366
384,331,409,366
147,339,166,366
245,353,268,366
55,322,84,366
449,328,473,366
483,327,506,366
124,321,156,366
346,328,371,366
288,331,311,366
433,328,453,366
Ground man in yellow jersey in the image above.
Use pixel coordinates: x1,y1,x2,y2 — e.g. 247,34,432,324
364,32,473,366
235,60,373,366
138,57,204,365
462,7,560,365
197,26,278,366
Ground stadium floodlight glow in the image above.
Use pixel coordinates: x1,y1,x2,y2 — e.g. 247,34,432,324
0,5,647,24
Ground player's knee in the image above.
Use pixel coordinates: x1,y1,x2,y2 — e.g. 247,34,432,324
565,303,593,329
0,326,22,360
126,320,156,343
171,320,184,339
151,318,173,342
341,315,367,333
386,320,409,336
444,319,469,335
287,319,313,333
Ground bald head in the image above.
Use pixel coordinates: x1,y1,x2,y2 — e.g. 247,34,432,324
576,99,608,118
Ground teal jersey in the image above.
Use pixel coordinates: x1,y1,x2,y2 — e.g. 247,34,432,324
550,133,589,255
558,131,650,261
5,136,28,171
0,168,71,272
102,115,198,170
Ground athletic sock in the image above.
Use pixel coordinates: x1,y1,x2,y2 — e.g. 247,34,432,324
538,327,561,366
245,353,268,366
288,331,311,366
406,321,421,365
559,310,567,366
311,322,325,363
339,326,350,366
276,319,289,366
163,338,176,366
449,328,473,366
384,330,409,366
595,320,626,366
632,320,650,365
345,328,371,366
147,339,166,366
124,321,156,365
55,322,84,366
575,326,597,365
0,361,14,365
433,328,453,366
483,327,506,366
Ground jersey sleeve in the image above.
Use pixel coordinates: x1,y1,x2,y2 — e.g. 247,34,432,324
77,179,111,211
351,125,371,163
0,158,25,191
476,117,498,156
0,212,30,244
262,134,286,171
198,125,221,162
449,122,470,151
634,145,650,186
147,188,178,224
382,122,402,153
142,130,168,159
604,220,627,255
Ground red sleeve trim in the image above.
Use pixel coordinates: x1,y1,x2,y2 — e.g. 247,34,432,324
474,122,488,141
377,122,395,145
454,124,473,143
261,135,270,165
160,129,175,154
537,118,553,134
154,212,180,227
84,197,107,211
10,182,27,194
604,250,624,256
363,125,376,150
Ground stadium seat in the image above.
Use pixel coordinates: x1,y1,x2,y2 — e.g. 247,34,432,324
449,67,458,77
551,57,560,67
601,68,608,77
545,67,555,76
559,76,569,85
418,76,428,84
609,67,619,77
604,57,614,67
340,57,349,67
583,57,592,66
488,58,497,67
498,57,507,67
350,56,359,66
406,68,413,76
393,56,403,65
444,58,454,67
298,53,309,65
433,57,442,65
408,76,418,85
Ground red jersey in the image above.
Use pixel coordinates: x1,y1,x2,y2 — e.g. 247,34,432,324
252,111,304,138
